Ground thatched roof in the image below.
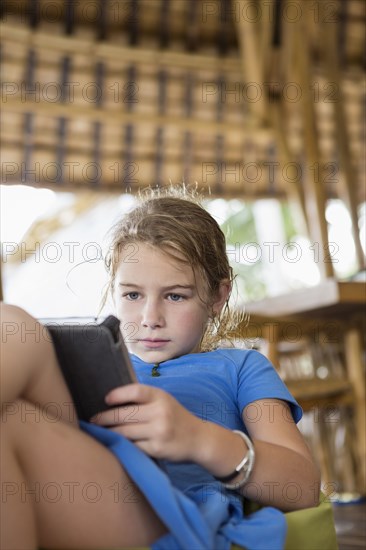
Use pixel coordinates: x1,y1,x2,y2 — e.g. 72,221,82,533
1,1,365,271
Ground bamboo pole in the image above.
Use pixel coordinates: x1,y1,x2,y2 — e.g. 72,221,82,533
232,0,268,125
269,102,309,235
344,327,366,491
0,22,242,75
320,1,365,272
294,13,335,278
1,96,270,139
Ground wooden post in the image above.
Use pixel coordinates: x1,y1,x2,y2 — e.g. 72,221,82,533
294,13,335,278
268,1,309,235
233,0,268,126
269,102,309,235
344,327,366,491
320,2,366,272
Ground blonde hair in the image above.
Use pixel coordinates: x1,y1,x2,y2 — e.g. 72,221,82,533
102,187,240,351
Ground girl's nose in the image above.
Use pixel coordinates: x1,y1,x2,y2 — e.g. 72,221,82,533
141,301,165,328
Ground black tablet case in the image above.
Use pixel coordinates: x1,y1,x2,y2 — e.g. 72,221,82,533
46,315,136,421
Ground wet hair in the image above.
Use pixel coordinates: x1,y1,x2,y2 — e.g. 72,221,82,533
102,187,239,351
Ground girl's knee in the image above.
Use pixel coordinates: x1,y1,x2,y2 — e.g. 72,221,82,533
1,303,53,360
1,303,35,323
1,303,45,346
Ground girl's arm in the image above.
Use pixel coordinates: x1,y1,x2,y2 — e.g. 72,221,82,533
193,398,321,511
92,385,320,512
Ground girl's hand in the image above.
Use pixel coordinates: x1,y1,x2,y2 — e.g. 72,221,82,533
90,383,202,462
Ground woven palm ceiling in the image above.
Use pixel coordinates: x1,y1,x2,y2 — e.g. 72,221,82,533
1,1,365,270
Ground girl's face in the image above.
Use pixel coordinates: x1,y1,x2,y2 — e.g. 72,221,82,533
113,243,212,363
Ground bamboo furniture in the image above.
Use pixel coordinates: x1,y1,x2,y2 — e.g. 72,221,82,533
242,280,366,493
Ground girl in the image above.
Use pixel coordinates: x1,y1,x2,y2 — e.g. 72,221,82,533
1,189,320,550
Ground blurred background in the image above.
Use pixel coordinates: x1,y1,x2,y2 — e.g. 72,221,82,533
0,0,365,535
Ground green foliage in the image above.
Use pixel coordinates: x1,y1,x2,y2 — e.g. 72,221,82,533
280,202,298,241
213,200,267,302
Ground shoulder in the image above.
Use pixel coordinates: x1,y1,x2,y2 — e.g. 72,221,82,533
214,347,273,372
214,348,303,424
205,347,278,386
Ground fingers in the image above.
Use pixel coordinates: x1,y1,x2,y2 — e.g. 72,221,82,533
92,405,160,451
105,383,156,406
109,423,151,443
90,403,141,426
90,385,166,426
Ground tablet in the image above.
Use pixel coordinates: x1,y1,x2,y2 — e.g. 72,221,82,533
45,315,137,421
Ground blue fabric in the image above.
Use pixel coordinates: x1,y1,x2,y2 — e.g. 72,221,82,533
81,422,287,550
131,349,302,429
81,348,302,550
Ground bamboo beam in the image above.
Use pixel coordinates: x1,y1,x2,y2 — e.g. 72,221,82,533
294,13,335,278
259,0,275,80
344,327,366,491
320,2,366,271
269,102,309,235
232,0,308,232
266,0,309,235
0,22,241,75
1,97,271,140
232,0,269,125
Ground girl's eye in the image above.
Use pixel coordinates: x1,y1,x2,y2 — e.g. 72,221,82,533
168,293,184,302
124,292,140,300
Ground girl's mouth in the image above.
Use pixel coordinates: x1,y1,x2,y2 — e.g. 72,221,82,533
140,339,170,348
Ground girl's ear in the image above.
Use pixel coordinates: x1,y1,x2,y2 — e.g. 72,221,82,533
212,279,231,315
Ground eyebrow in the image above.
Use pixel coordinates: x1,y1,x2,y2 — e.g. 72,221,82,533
118,283,195,291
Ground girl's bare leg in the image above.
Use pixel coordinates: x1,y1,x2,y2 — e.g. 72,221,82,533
1,304,167,549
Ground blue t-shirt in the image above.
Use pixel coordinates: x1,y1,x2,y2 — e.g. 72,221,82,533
81,348,302,550
133,348,301,427
133,349,302,495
